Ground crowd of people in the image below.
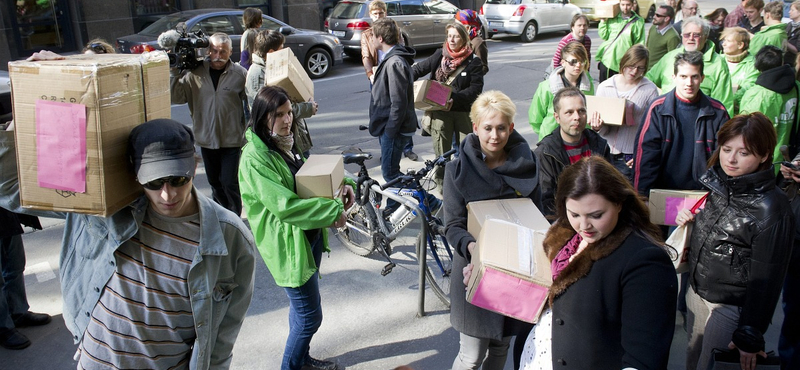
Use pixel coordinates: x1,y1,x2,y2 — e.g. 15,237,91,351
1,1,800,370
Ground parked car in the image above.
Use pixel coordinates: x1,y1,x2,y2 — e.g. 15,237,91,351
116,9,344,78
325,0,472,59
480,0,581,42
570,0,656,22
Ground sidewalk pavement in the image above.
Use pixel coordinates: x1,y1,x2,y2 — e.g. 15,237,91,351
0,128,786,370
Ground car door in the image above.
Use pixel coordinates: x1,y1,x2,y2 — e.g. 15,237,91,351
547,0,573,30
395,0,434,47
531,0,555,32
425,0,459,46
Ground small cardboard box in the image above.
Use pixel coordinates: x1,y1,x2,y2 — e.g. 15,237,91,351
413,79,452,111
586,95,628,126
648,189,709,226
467,198,550,239
295,155,344,199
9,52,170,216
466,219,552,323
266,48,314,103
595,2,621,18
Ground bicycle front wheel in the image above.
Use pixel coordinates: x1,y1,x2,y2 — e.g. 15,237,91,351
335,203,376,256
421,225,452,307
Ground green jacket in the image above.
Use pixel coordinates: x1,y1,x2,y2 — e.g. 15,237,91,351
597,13,645,71
728,54,759,115
749,22,788,57
739,67,800,173
528,67,595,138
646,42,734,115
238,130,344,288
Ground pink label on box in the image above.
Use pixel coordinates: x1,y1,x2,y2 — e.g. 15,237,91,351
425,82,450,106
471,267,548,323
664,196,705,224
35,100,87,193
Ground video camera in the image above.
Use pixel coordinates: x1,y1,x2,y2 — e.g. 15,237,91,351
158,25,209,71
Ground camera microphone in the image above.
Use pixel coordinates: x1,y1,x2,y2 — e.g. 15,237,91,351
158,30,181,49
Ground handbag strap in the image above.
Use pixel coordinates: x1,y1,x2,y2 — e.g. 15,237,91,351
445,63,468,86
609,15,638,46
690,193,709,213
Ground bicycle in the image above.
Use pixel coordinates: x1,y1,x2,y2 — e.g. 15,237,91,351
334,148,456,310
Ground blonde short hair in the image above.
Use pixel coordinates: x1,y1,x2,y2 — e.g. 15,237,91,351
369,0,387,12
720,27,750,51
470,90,516,126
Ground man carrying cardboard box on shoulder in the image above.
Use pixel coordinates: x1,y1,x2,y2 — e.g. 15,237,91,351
0,119,257,369
171,32,248,216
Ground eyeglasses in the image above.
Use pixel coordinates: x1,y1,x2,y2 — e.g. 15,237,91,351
88,43,108,54
143,176,191,191
564,59,584,66
625,65,647,72
682,32,702,39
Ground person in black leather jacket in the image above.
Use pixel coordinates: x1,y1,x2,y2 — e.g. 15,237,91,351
676,113,795,370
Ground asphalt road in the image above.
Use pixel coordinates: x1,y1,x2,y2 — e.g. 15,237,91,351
2,4,785,368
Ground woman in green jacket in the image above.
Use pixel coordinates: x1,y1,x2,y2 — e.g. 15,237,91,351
528,41,594,138
238,86,355,370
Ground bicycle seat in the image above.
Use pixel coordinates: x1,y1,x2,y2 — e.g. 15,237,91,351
343,153,373,165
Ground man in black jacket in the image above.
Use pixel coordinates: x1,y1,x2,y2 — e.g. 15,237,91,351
368,18,417,189
534,87,611,217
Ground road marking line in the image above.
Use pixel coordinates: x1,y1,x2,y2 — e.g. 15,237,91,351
25,262,56,283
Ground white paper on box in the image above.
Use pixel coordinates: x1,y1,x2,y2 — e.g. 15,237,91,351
517,225,534,275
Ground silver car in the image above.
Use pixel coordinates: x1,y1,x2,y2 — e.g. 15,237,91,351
117,9,344,78
325,0,465,59
481,0,581,42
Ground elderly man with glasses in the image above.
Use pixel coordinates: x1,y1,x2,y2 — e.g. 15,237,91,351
646,16,733,115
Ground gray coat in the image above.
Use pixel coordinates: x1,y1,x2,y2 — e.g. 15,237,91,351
368,45,418,138
443,131,541,340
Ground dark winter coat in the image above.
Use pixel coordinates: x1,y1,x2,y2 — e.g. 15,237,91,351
412,48,484,112
368,45,418,138
689,165,794,353
632,90,729,196
443,131,541,340
533,128,612,217
543,224,677,369
0,207,40,238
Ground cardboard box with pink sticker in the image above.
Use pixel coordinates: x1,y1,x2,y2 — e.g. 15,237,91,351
648,189,709,226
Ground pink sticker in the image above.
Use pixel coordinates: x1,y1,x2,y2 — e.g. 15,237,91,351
35,100,87,193
664,196,701,224
425,82,450,106
471,267,548,323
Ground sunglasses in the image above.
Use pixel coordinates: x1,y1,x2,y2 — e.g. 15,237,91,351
654,13,667,18
142,176,191,191
564,59,584,66
88,43,108,54
682,33,702,39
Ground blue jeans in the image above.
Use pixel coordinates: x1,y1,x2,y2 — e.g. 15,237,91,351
380,133,412,211
282,235,324,370
0,234,29,330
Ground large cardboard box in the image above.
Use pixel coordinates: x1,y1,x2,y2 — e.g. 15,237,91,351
586,95,628,126
595,2,621,18
295,154,344,199
648,189,708,226
466,219,552,323
467,198,550,238
8,52,170,216
413,80,452,111
266,48,314,103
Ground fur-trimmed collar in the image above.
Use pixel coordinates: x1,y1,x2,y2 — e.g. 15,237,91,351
543,223,633,304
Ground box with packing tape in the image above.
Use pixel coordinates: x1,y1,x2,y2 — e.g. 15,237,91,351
8,52,171,217
648,189,709,226
295,154,344,199
266,48,314,103
413,79,452,111
465,198,552,323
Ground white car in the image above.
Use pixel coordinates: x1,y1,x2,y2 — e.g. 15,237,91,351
481,0,581,42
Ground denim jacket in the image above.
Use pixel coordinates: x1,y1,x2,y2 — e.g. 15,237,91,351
0,131,257,369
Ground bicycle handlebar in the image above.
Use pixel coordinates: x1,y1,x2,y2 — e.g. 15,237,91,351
379,149,457,190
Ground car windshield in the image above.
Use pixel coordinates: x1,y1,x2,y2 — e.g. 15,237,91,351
139,14,192,36
330,1,365,18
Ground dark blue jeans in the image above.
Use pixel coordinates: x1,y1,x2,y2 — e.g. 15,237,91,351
282,235,323,370
780,239,800,369
379,133,411,211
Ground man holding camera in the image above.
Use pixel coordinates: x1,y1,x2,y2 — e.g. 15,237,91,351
171,32,248,216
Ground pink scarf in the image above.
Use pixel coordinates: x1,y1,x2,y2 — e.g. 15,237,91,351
551,233,582,280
